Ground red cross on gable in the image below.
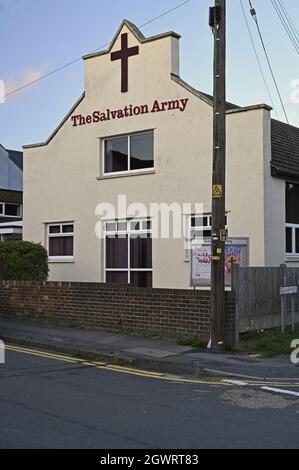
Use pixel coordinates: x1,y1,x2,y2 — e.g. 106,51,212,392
111,33,139,93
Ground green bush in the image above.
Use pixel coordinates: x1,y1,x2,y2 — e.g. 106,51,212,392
0,241,49,281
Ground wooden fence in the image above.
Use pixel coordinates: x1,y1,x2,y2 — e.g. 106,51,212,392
232,265,299,342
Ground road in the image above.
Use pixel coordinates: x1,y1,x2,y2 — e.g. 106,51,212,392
0,345,298,449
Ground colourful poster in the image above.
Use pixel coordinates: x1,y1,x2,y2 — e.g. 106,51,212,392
224,246,242,274
191,241,248,286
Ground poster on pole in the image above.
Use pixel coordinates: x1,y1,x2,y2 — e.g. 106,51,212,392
191,238,249,287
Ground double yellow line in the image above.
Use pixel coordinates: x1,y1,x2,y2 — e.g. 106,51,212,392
2,344,299,390
1,343,229,385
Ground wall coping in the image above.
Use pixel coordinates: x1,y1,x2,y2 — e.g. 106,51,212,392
0,280,235,299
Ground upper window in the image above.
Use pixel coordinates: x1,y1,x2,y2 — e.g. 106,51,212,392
286,183,299,224
286,182,299,255
0,203,22,218
48,223,74,259
103,131,154,175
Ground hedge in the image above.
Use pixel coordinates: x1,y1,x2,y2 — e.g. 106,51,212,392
0,241,49,281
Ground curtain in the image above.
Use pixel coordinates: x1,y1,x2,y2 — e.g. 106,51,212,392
130,236,152,269
49,237,73,256
106,271,128,284
106,235,128,268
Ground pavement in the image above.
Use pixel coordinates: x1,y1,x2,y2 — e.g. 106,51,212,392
1,315,299,381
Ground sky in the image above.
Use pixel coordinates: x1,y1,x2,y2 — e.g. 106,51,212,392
0,0,298,150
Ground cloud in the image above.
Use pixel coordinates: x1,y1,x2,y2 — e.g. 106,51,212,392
3,64,48,101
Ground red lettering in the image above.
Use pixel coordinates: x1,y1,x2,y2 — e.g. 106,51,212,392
151,100,161,113
140,104,149,114
71,115,80,127
71,98,189,127
79,115,86,126
93,111,100,123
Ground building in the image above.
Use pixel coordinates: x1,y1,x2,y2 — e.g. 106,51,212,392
0,144,23,241
23,20,299,288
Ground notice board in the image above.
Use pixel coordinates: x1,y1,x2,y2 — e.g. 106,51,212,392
191,238,249,287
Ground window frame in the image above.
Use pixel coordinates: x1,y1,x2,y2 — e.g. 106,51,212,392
47,223,75,261
103,219,152,285
0,202,22,218
285,223,299,256
190,214,228,238
285,182,299,257
102,130,154,177
185,214,228,261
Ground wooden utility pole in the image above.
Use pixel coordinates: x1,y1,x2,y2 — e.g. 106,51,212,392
210,0,226,353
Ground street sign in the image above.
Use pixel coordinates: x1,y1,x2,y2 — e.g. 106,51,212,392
280,285,298,334
280,286,298,296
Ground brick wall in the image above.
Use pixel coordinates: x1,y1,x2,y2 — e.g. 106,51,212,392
0,281,236,344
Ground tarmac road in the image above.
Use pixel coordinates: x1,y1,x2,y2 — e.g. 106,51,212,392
0,345,298,449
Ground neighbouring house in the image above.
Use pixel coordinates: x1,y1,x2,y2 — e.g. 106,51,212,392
0,144,23,241
22,20,299,288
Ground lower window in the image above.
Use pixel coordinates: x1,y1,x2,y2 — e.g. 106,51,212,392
48,223,74,259
104,220,152,287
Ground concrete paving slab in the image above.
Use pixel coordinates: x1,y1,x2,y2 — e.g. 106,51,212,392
125,347,188,358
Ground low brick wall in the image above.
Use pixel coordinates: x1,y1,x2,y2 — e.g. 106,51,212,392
0,281,236,344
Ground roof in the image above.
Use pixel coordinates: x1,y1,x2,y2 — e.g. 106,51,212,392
7,149,23,171
271,119,299,179
0,144,23,171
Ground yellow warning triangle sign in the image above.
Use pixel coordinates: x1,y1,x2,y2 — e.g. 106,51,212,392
213,184,223,198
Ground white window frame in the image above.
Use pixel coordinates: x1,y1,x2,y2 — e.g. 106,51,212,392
47,223,74,261
190,214,228,236
0,202,22,218
185,214,228,261
102,131,154,177
103,219,152,284
286,223,299,256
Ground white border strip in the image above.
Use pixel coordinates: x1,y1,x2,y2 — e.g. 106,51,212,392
222,379,248,386
261,386,299,397
0,340,5,364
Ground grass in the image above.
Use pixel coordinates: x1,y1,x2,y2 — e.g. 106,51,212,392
74,351,106,362
237,325,299,358
178,326,299,359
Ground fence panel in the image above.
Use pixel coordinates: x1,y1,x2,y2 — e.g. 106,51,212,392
233,266,299,337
